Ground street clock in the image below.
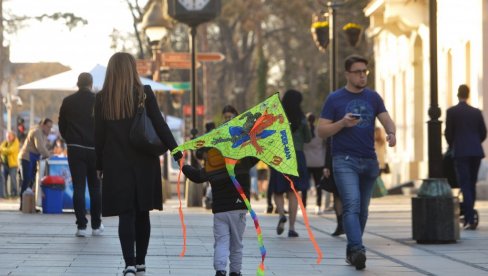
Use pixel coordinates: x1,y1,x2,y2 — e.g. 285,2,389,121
167,0,221,26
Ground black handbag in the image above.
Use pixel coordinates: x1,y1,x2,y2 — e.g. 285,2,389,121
129,86,167,156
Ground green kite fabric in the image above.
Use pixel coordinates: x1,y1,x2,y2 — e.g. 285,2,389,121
172,93,298,176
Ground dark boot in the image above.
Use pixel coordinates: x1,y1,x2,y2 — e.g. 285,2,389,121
346,249,366,270
332,214,344,236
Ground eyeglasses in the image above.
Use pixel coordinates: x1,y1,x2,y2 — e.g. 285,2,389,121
348,69,370,76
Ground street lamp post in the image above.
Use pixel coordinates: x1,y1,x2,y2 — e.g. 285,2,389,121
141,0,173,202
142,0,171,81
428,0,442,178
327,2,338,91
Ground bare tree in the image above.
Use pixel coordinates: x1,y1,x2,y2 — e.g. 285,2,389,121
0,0,88,130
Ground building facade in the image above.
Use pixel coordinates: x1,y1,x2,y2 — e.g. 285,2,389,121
364,0,488,187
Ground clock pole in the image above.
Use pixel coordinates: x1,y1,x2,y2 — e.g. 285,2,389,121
168,0,221,207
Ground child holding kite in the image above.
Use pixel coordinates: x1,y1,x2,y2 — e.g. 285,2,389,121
183,105,258,276
174,95,323,275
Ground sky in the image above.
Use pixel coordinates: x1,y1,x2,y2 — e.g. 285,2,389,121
4,0,145,70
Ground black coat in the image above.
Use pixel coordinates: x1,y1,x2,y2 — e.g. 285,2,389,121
58,87,95,147
94,85,178,216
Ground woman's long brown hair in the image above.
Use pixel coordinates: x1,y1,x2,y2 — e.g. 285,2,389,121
100,52,143,120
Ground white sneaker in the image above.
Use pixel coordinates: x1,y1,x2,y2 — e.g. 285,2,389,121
123,266,137,276
75,228,87,237
315,206,322,215
92,224,104,236
136,264,146,276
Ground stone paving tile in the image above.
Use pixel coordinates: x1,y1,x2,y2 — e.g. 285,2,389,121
1,195,488,275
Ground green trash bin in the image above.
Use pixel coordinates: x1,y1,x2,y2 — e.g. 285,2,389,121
412,178,460,243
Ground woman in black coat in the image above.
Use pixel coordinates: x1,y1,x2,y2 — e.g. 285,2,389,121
94,52,181,276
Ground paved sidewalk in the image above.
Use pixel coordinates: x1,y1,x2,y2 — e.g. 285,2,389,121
1,194,488,275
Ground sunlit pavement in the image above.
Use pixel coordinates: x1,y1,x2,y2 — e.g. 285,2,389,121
1,194,488,275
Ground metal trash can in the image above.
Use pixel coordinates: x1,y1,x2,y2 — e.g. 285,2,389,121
41,176,66,214
412,178,459,243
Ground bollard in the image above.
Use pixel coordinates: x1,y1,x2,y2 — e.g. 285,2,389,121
412,178,459,243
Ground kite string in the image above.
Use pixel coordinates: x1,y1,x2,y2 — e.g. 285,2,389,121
177,154,187,257
283,174,323,264
225,158,266,276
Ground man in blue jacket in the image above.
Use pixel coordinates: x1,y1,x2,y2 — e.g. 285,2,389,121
445,84,487,230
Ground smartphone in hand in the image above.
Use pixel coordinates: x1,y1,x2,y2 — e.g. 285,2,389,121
350,113,361,119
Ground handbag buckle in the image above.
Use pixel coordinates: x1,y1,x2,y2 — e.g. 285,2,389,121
138,92,146,108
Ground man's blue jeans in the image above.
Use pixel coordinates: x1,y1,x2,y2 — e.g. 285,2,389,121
333,155,379,253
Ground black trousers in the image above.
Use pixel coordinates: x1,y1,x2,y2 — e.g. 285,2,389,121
119,209,151,267
67,147,101,229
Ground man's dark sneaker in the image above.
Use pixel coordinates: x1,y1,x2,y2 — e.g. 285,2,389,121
229,272,242,276
346,250,366,270
276,216,287,235
215,270,226,276
288,230,299,238
266,205,273,214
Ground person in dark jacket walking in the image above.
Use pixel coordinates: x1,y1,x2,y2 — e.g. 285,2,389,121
94,52,181,276
270,89,311,238
445,84,487,230
183,105,258,276
59,72,103,237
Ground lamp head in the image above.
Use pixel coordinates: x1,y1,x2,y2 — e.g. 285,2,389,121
141,0,173,44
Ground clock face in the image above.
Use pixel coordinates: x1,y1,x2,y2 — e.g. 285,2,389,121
178,0,210,11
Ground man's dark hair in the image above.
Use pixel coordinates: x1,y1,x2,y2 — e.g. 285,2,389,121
40,118,53,126
77,72,93,89
344,55,368,71
222,105,238,116
457,84,470,99
205,122,216,133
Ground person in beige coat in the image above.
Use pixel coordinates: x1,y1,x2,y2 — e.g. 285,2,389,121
18,118,52,210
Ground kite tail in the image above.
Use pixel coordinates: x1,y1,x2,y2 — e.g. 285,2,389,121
177,155,187,257
283,174,323,264
225,158,266,276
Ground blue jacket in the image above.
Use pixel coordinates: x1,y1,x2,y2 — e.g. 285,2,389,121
445,101,487,158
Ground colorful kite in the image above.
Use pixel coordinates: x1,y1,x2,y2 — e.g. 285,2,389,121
172,93,322,275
